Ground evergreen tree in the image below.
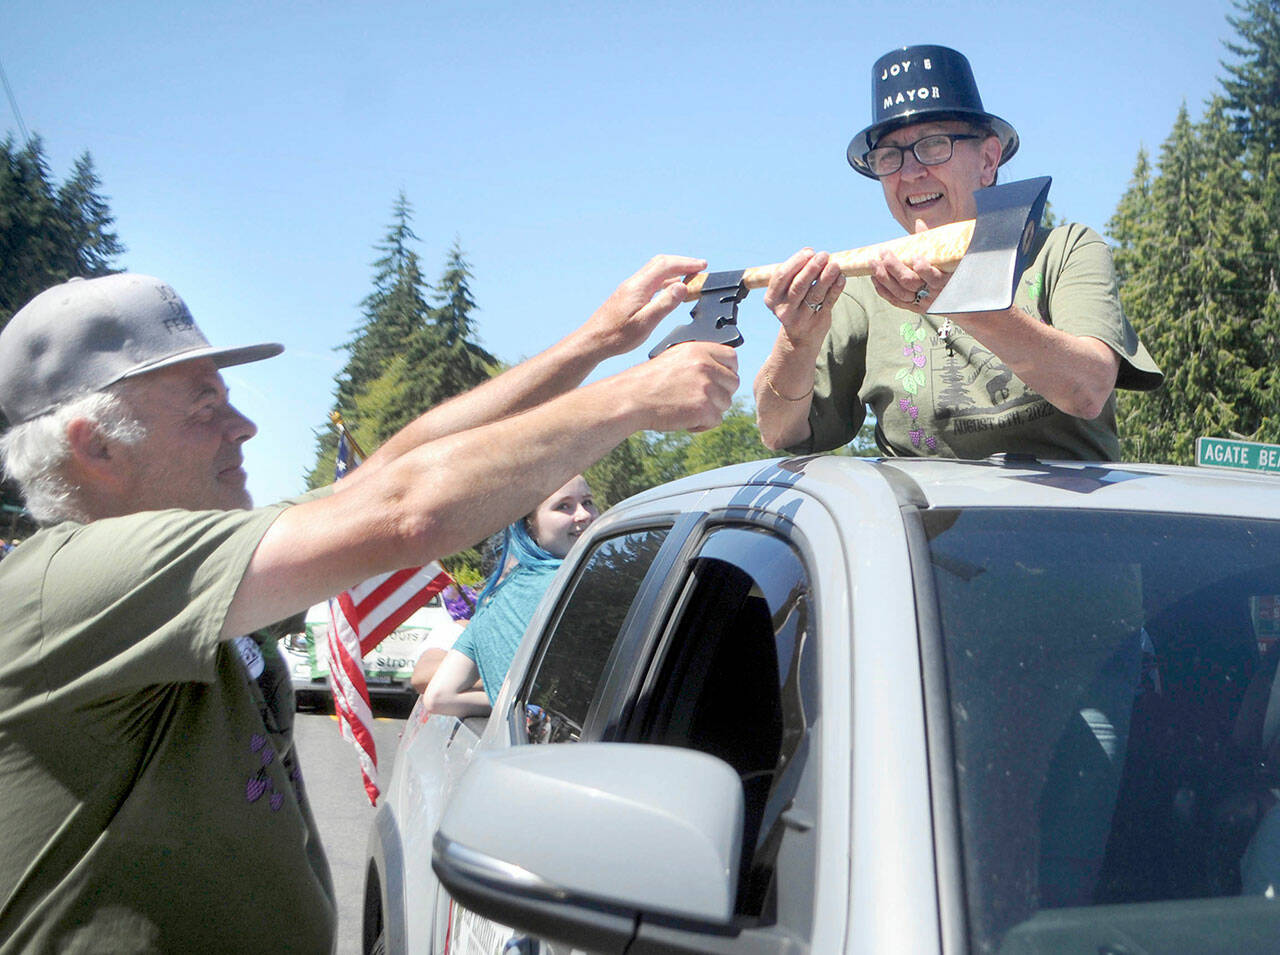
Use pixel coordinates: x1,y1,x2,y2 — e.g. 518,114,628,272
584,434,651,508
584,402,781,507
305,201,498,580
307,194,435,487
1222,0,1280,394
0,135,124,529
582,430,689,508
378,240,497,440
642,431,696,487
432,237,480,347
56,152,125,279
1113,2,1280,461
1111,121,1186,462
337,192,432,411
1114,99,1275,461
681,402,776,476
0,137,123,324
1107,148,1154,292
0,137,64,321
1222,0,1280,168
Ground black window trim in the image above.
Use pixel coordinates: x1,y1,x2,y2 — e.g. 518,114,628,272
901,503,969,955
612,509,809,743
580,510,707,742
585,510,717,742
504,509,703,746
615,508,824,947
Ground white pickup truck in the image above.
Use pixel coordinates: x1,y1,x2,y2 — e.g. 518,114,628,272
365,455,1280,954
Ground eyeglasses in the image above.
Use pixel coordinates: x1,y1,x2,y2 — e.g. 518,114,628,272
864,133,983,178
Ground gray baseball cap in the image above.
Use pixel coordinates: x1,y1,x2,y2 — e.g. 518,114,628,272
0,273,283,425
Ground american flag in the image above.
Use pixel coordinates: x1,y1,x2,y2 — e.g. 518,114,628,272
327,430,453,805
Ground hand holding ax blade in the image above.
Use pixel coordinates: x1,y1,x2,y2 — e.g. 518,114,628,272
649,175,1051,358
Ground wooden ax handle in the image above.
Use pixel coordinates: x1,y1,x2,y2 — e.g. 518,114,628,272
680,219,975,297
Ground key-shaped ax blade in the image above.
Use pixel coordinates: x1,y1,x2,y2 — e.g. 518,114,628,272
649,176,1051,357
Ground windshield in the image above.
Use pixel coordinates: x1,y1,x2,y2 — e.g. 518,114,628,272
922,508,1280,953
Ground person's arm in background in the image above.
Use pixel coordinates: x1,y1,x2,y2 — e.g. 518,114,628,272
411,647,482,696
410,648,447,696
422,650,491,717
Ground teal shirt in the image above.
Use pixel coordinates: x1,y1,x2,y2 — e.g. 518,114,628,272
453,562,560,704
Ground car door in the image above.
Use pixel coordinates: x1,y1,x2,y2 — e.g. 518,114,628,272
440,482,855,954
440,517,691,954
610,521,824,953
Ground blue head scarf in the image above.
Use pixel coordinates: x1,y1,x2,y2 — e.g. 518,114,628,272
458,517,566,703
474,518,562,607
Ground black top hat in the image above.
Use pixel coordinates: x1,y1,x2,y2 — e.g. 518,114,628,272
846,45,1018,179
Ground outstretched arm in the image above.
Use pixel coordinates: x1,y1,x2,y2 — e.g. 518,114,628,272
223,260,739,639
344,255,708,486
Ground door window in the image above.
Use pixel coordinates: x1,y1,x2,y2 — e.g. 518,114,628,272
520,528,669,744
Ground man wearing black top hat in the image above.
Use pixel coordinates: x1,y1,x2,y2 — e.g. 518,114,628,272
753,44,1162,461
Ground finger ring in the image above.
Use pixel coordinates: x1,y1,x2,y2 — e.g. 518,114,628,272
805,299,824,312
912,284,930,305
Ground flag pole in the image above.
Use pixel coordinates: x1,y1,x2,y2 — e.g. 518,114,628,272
329,411,369,463
321,409,454,806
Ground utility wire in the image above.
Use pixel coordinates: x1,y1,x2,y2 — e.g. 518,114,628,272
0,53,31,146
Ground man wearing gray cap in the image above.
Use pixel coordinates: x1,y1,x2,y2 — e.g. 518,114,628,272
0,262,737,952
754,44,1162,461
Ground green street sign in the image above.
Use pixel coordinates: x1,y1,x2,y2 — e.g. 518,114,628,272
1196,436,1280,474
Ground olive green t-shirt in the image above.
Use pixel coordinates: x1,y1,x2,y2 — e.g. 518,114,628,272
0,502,336,954
796,223,1164,460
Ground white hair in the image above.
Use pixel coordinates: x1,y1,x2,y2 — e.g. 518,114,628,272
0,384,148,525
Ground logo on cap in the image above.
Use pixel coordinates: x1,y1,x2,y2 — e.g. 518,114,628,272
156,285,196,334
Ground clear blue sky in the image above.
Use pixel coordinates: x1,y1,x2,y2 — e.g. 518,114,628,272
4,0,1237,504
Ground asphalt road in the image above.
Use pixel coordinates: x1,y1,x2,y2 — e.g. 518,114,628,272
294,696,416,955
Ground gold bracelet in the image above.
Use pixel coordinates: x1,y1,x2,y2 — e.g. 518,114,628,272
765,372,814,402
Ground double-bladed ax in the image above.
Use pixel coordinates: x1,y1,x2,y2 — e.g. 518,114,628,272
649,175,1051,357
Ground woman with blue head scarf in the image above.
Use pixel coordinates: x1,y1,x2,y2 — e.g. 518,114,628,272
422,475,598,715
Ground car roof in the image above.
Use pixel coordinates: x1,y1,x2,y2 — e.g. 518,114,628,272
622,455,1280,521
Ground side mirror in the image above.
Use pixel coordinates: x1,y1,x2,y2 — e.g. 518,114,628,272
432,743,744,953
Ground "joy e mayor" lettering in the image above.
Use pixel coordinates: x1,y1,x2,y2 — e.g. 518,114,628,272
881,57,940,109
